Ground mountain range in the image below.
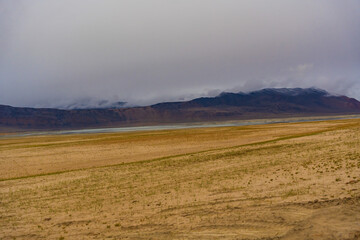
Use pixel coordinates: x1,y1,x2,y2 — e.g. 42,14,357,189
53,100,129,110
1,88,360,131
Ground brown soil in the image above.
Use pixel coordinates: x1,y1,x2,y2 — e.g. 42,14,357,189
0,119,359,239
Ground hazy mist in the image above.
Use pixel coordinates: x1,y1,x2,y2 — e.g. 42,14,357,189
0,0,359,108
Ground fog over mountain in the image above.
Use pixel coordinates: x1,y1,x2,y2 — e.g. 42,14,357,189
0,0,359,108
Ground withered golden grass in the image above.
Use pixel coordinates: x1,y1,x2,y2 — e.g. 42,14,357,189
1,118,360,239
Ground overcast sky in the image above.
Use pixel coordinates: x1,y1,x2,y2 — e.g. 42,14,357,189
0,0,359,108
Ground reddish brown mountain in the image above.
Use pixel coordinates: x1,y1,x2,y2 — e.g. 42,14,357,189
1,88,360,131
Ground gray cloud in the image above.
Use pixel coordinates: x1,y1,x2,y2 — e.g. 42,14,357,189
0,0,359,108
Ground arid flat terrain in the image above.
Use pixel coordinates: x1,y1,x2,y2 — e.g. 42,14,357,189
1,119,360,239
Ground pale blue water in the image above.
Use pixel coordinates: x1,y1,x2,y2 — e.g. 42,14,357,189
2,115,360,139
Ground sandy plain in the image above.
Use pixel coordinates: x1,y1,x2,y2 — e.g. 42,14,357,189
0,118,360,239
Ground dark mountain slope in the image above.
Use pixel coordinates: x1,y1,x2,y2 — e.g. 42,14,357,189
1,88,360,130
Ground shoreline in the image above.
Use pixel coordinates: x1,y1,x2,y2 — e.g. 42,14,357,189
1,114,360,139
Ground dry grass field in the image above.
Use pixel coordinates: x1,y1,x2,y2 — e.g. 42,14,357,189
1,118,360,239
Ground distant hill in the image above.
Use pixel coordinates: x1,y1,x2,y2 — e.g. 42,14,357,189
54,100,128,110
1,88,360,131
